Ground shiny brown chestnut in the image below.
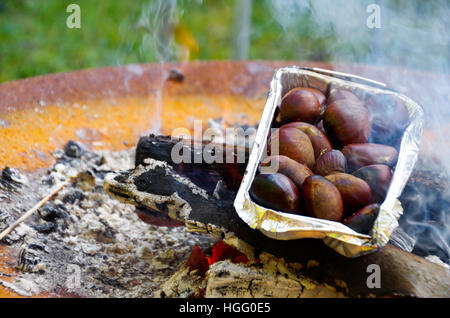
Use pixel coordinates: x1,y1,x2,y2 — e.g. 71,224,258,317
304,87,327,107
286,87,327,106
341,143,398,172
352,164,392,203
325,173,373,217
279,88,322,124
301,175,343,222
313,149,347,176
261,155,313,188
328,88,361,104
281,122,332,159
365,93,409,146
323,99,372,147
268,127,315,168
343,203,379,234
249,173,301,213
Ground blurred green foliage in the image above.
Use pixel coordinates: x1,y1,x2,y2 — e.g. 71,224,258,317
0,0,448,82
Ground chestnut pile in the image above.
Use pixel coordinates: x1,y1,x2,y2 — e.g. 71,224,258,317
250,86,409,234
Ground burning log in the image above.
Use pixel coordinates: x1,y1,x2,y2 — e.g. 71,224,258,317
135,134,250,191
105,134,450,298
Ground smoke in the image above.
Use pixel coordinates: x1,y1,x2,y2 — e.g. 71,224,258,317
115,0,181,134
269,0,450,262
115,0,179,64
269,0,450,72
400,181,450,263
135,0,179,62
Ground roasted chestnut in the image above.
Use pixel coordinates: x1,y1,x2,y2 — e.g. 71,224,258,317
341,143,398,171
325,173,373,217
281,122,332,159
313,149,347,176
352,164,392,203
268,127,315,168
279,88,322,124
303,87,327,106
285,87,327,107
328,88,361,104
323,99,372,147
365,93,409,146
249,173,301,213
261,155,313,188
343,203,379,234
301,175,343,221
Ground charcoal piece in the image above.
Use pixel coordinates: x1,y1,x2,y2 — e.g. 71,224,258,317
62,190,86,204
1,167,27,189
168,69,184,83
34,222,56,234
39,202,68,221
64,140,86,158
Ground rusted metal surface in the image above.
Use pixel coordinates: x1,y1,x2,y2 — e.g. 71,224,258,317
0,61,448,297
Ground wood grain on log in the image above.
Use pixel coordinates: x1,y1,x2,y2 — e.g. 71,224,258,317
205,259,345,298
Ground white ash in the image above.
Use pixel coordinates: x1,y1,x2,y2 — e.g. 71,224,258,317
0,278,39,297
0,142,217,297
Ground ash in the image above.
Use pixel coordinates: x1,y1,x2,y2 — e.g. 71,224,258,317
0,141,217,297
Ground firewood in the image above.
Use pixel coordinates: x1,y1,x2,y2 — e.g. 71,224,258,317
135,134,249,191
205,258,345,298
104,134,450,297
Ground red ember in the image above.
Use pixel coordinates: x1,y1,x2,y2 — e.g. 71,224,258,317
185,241,250,277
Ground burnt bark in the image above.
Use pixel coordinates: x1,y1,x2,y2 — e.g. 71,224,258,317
136,134,249,191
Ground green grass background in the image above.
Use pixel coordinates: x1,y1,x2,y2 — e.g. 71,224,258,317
0,0,448,82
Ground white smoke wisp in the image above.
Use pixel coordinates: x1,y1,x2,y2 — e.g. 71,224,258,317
136,0,179,63
116,0,182,134
140,0,178,134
